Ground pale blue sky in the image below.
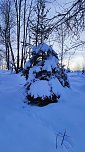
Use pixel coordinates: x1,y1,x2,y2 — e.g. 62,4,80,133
51,0,85,70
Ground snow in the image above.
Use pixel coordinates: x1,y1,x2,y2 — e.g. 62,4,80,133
0,70,85,152
27,66,42,82
26,55,59,75
49,77,64,96
28,78,64,98
32,43,53,53
24,60,31,69
28,80,51,98
43,60,52,71
31,66,42,73
43,56,58,71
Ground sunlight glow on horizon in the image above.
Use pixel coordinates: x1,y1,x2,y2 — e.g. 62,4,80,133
64,55,85,70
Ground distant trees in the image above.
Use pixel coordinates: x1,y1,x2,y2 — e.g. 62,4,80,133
0,0,16,70
0,0,33,72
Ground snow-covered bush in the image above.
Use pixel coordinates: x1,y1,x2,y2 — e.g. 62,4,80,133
23,43,69,106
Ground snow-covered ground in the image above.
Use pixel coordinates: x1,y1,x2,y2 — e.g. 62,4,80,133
0,70,85,152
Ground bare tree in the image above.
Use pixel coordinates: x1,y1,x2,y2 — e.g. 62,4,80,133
0,0,16,71
30,0,54,46
14,0,23,72
21,0,34,69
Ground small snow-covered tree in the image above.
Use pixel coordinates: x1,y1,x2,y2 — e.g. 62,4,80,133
23,43,69,106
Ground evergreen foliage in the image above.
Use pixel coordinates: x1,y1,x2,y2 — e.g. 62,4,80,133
23,43,69,106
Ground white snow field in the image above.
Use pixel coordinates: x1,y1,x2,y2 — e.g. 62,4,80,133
0,70,85,152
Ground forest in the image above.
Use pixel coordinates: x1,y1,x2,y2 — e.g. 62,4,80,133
0,0,85,72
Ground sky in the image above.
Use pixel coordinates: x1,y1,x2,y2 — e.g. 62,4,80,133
51,0,85,70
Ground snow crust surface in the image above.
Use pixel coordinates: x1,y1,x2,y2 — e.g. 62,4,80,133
0,70,85,152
